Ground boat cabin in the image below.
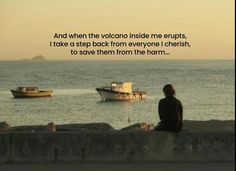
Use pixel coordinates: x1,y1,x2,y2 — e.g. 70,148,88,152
110,82,133,93
16,87,39,92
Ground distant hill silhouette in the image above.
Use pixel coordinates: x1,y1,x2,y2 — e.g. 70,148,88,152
31,55,46,61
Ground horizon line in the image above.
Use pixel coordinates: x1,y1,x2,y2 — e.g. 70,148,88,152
0,58,234,61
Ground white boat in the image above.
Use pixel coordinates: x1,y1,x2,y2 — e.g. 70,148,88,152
96,82,146,101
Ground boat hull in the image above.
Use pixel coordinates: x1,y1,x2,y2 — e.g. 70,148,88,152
10,90,53,98
96,88,146,101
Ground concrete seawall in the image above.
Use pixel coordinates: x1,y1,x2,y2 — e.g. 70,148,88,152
0,120,234,163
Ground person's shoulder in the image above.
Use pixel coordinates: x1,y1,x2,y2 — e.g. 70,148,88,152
174,97,182,104
159,98,165,103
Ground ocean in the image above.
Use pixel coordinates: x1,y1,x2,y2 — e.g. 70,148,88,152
0,60,234,129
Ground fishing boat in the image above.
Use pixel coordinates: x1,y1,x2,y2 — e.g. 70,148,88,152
96,82,146,101
10,87,53,98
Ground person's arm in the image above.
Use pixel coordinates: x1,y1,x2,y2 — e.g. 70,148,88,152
177,101,183,128
158,100,164,120
179,101,183,121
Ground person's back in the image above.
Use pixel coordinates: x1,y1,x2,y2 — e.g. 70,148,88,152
154,84,183,132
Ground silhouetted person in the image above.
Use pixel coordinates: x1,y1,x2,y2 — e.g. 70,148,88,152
154,84,183,132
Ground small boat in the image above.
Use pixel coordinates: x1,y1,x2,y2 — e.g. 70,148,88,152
10,87,53,98
96,82,146,101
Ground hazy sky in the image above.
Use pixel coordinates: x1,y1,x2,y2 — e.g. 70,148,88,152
0,0,234,60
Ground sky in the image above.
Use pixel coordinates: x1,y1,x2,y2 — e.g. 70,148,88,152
0,0,234,60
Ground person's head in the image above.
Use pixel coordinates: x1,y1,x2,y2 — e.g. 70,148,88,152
163,84,176,97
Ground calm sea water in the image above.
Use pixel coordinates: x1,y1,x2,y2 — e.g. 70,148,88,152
0,60,234,128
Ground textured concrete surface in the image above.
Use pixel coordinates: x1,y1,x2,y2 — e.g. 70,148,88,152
0,120,234,164
0,162,235,171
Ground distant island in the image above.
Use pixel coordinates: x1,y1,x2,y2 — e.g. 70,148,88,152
31,55,46,61
21,55,46,61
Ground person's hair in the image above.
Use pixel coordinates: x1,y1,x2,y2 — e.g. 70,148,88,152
163,84,176,96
